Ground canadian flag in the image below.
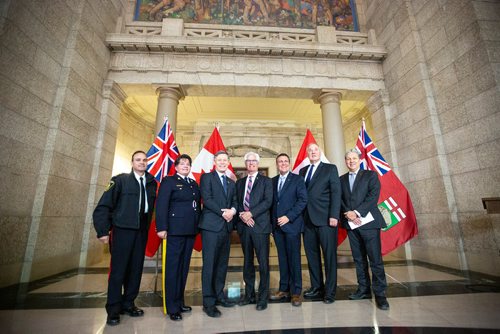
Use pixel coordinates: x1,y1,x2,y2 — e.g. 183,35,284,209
190,127,236,251
292,129,347,246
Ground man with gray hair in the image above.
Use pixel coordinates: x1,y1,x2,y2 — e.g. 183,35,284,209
236,151,273,311
340,148,389,310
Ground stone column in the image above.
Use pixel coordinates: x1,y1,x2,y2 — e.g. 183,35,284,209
155,85,185,134
316,90,346,174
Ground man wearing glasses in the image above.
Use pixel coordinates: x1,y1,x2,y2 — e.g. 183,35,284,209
236,152,273,311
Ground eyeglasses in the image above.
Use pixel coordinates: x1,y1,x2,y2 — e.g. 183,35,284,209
246,160,258,163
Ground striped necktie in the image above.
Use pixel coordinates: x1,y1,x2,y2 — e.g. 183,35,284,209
243,175,253,211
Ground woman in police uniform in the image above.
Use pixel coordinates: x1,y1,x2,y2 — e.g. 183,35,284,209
156,154,201,321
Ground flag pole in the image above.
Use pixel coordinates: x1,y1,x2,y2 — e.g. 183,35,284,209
162,238,167,315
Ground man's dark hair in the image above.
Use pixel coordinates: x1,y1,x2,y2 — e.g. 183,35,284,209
131,150,146,161
214,150,229,159
276,153,290,162
175,154,192,166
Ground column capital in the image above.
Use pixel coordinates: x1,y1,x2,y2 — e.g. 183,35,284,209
154,85,186,101
314,90,343,105
102,80,127,106
366,89,389,112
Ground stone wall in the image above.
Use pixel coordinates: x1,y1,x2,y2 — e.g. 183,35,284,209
362,0,500,274
0,0,128,287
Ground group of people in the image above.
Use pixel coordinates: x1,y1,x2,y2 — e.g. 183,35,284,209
93,143,390,326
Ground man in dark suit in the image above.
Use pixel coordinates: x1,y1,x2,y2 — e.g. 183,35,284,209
156,154,201,321
340,149,389,310
236,151,273,311
93,151,157,326
299,143,341,304
199,150,238,318
270,153,308,306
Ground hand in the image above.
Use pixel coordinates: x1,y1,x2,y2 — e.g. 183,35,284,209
99,235,109,244
245,218,255,227
345,211,358,221
277,215,289,227
221,209,235,222
352,217,362,225
239,211,253,222
329,217,338,227
157,231,167,239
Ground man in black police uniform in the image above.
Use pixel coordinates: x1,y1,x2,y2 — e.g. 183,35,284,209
93,151,158,326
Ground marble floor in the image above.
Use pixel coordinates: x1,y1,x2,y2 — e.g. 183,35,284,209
1,246,500,334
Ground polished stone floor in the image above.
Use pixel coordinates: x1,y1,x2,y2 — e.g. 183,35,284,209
1,245,500,334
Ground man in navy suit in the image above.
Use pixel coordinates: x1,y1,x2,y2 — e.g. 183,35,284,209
199,150,238,318
156,154,201,321
236,151,273,311
340,149,389,310
270,153,308,306
299,143,341,304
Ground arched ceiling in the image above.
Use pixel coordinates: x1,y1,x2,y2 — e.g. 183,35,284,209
120,84,373,128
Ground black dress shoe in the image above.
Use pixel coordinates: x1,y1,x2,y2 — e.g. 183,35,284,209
256,302,267,311
375,296,390,310
203,306,222,318
238,297,256,306
106,314,120,326
121,306,144,317
216,299,236,308
169,312,182,321
349,291,372,300
180,305,192,313
303,287,323,299
323,296,335,304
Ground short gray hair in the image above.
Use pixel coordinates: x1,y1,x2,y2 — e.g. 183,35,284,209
345,148,361,159
244,151,260,162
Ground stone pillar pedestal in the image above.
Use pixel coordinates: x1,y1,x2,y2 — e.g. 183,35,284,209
316,90,346,174
155,86,185,134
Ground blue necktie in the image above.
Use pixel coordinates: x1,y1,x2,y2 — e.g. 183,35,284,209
305,164,314,187
221,175,227,194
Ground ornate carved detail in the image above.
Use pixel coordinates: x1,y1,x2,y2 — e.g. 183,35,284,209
108,22,386,61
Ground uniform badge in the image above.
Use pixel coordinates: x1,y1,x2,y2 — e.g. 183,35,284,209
105,180,115,191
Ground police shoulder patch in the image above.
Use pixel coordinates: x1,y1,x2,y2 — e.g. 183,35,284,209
105,180,115,191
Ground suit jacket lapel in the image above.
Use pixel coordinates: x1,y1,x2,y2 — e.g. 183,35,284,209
308,162,322,188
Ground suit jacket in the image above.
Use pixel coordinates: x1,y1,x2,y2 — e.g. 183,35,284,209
272,173,308,234
340,169,386,230
156,174,201,235
299,162,341,226
199,171,238,233
236,173,273,234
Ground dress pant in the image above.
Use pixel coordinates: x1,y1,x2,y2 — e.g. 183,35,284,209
239,227,270,301
201,229,231,307
303,222,338,298
347,228,387,296
165,234,195,314
273,228,302,295
106,214,148,315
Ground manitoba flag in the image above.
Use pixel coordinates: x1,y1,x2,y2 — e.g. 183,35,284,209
144,118,180,257
292,129,347,246
189,126,236,251
356,121,418,255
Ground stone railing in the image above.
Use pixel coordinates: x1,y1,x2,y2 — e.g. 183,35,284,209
108,19,385,60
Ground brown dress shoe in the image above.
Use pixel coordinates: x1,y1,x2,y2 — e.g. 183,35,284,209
291,294,302,307
269,291,290,301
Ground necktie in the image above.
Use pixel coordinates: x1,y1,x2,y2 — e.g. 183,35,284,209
221,175,227,194
243,175,253,211
278,176,285,193
305,164,314,187
139,177,145,215
349,173,356,191
185,176,190,184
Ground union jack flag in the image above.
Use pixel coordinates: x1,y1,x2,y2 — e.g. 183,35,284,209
356,121,391,176
355,120,418,255
146,119,179,182
144,118,179,257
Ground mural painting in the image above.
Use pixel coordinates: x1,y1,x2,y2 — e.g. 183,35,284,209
134,0,358,31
